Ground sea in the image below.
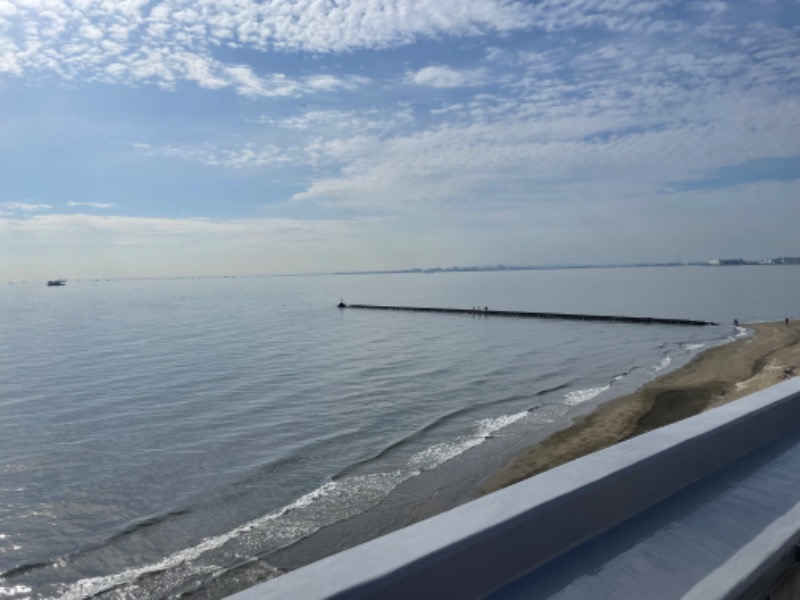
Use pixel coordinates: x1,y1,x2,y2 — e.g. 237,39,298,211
1,266,798,599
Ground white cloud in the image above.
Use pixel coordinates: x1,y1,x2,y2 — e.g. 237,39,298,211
138,105,416,169
0,0,772,100
67,201,117,209
1,0,799,277
0,213,392,278
0,0,534,92
180,53,228,89
79,22,104,41
0,201,52,213
276,107,413,132
140,141,294,168
410,65,487,88
698,1,728,16
88,2,799,211
305,74,370,92
225,65,298,97
292,50,800,212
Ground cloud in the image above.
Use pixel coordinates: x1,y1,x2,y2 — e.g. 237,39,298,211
0,213,324,237
0,213,394,278
275,108,414,133
67,201,117,209
100,2,799,212
697,1,728,16
305,74,370,92
0,201,52,214
0,37,22,75
224,65,297,97
139,142,294,168
0,0,533,93
136,105,416,169
292,57,800,212
668,156,800,192
2,1,799,277
0,0,781,101
409,65,488,88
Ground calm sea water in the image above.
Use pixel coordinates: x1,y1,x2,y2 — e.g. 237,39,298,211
1,266,798,599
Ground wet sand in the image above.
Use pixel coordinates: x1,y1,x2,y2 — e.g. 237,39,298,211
479,320,800,495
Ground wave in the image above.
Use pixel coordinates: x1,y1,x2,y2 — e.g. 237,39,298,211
52,473,396,600
52,407,533,599
562,385,611,406
652,355,672,373
0,584,32,597
105,509,192,545
0,508,193,585
611,364,641,382
332,407,475,479
1,560,51,579
683,343,706,352
535,382,570,397
336,387,565,479
408,411,529,471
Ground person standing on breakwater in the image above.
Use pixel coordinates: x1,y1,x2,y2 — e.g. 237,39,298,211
734,319,739,327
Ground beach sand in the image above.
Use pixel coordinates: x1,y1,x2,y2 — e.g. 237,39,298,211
479,320,800,495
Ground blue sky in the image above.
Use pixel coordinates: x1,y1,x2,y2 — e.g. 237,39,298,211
1,0,799,279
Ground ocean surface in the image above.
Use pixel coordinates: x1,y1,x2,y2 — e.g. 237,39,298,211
1,266,798,599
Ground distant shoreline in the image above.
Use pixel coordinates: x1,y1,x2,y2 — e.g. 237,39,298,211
478,320,800,494
333,261,800,276
9,258,798,284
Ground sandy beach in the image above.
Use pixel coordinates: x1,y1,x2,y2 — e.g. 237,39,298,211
479,320,800,494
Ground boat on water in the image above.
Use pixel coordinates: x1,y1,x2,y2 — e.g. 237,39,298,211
47,279,66,287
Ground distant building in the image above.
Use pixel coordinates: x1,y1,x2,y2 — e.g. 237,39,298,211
709,258,748,266
772,257,800,265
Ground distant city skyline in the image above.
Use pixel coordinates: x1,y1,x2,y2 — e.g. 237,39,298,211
2,0,799,280
9,255,798,283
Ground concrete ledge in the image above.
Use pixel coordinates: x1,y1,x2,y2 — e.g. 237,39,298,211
683,495,800,600
229,378,800,600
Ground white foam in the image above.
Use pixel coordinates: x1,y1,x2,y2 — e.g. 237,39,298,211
409,437,484,471
683,343,706,352
55,472,411,600
408,410,528,471
652,356,672,372
477,411,528,437
563,385,610,406
728,326,752,341
0,585,31,597
527,403,569,425
57,409,531,599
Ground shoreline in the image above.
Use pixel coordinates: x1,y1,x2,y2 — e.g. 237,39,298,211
479,320,800,495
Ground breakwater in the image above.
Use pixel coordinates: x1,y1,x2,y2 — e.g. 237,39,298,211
338,303,717,326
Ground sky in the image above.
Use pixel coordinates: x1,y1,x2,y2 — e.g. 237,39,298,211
1,0,799,280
